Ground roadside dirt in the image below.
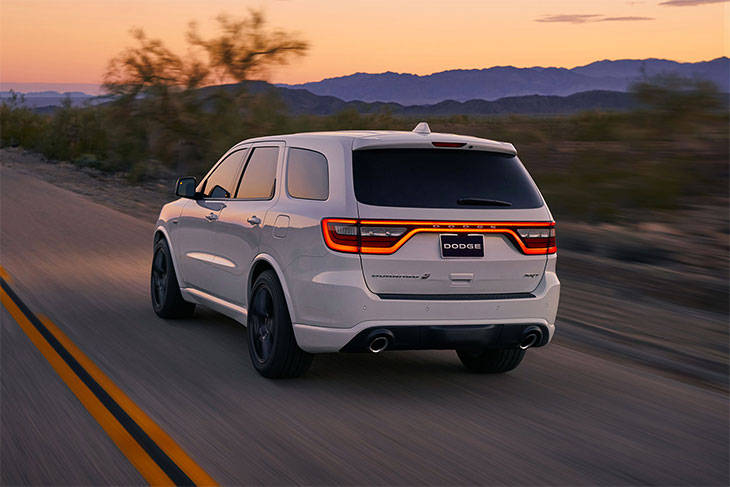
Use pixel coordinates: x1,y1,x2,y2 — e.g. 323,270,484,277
1,147,727,390
0,148,172,223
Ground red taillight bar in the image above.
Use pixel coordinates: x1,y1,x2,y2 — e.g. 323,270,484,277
321,218,358,253
322,219,556,255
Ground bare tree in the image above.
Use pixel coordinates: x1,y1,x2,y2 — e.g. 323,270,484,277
100,10,308,174
103,9,308,97
103,29,187,99
187,10,309,84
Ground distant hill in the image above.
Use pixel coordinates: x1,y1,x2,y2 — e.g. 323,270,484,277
12,63,729,119
207,81,729,116
24,83,641,117
261,85,639,116
18,83,726,118
198,81,641,116
279,57,730,105
0,90,104,108
393,91,640,116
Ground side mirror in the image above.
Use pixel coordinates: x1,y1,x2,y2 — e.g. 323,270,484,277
175,177,197,199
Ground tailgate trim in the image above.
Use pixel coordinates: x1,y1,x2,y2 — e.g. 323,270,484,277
376,292,535,301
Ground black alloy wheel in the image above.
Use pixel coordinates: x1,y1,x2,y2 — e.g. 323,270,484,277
249,286,276,364
247,270,313,378
151,249,168,307
150,239,195,319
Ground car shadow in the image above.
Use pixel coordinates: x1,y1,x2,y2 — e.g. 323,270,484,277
154,305,529,397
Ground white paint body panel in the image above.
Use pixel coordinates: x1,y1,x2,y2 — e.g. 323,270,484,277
212,142,284,306
291,256,559,353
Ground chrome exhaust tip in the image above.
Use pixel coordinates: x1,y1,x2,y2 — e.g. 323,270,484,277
519,331,540,350
368,336,390,353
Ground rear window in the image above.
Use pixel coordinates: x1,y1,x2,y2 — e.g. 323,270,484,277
287,148,329,200
352,149,543,209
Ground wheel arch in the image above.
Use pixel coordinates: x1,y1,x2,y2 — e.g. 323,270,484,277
153,225,185,291
248,254,297,324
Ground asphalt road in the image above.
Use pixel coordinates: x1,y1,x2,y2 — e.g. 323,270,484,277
1,166,728,486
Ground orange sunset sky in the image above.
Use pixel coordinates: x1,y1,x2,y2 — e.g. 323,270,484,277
1,0,728,93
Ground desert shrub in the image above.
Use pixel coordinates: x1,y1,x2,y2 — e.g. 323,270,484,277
570,111,623,141
631,75,725,138
35,99,108,161
0,92,48,148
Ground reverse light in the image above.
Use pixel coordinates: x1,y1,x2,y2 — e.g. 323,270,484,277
360,227,407,237
322,219,556,255
517,227,556,249
333,223,357,235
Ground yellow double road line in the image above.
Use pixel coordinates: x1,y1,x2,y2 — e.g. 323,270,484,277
0,267,218,486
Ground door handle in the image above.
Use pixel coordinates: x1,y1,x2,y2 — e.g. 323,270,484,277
205,212,218,221
247,215,262,225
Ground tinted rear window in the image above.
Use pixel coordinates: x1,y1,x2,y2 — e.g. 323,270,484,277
287,148,329,200
352,149,543,209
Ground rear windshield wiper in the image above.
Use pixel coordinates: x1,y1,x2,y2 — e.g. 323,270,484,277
457,197,512,207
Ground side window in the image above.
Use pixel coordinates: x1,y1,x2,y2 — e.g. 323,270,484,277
236,147,279,199
287,148,329,200
203,150,245,198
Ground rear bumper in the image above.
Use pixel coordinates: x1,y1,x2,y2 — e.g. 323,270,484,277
295,320,555,353
292,270,560,353
339,323,550,352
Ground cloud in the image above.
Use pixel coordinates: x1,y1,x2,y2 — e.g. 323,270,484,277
659,0,728,6
536,14,654,23
536,14,603,23
600,16,655,21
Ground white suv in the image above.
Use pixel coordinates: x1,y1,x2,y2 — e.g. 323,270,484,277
151,123,560,378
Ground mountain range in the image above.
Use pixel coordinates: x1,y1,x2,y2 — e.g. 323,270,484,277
0,90,102,108
6,85,646,117
248,84,641,116
279,57,729,105
3,57,727,116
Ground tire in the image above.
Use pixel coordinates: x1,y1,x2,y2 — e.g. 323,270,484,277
457,348,525,373
151,238,195,319
247,270,313,378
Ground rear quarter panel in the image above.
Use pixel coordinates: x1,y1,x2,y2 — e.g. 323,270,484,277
257,139,360,324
